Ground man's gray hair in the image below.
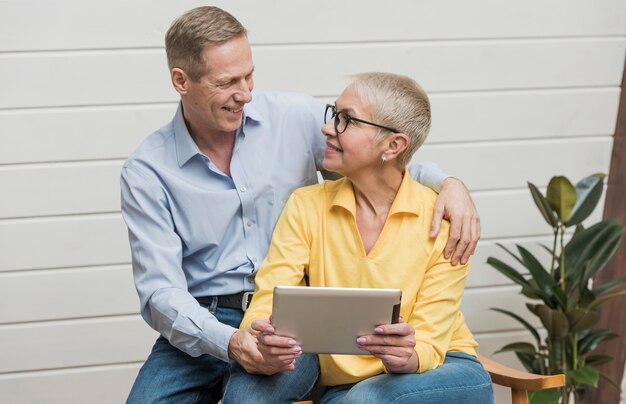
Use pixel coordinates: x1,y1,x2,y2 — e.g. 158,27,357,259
165,6,247,81
349,72,431,167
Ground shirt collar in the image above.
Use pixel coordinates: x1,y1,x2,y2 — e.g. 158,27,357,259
173,103,201,167
243,97,263,123
330,172,421,217
174,99,264,167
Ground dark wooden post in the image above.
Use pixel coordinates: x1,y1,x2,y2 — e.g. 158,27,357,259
586,57,626,403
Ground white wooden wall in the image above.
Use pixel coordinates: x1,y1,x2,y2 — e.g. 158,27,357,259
1,1,624,403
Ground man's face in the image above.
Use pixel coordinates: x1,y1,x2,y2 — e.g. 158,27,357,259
181,35,255,136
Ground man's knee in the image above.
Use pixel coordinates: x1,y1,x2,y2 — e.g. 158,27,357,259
223,354,319,404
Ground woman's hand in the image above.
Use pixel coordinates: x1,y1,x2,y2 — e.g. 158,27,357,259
250,318,302,371
356,318,419,374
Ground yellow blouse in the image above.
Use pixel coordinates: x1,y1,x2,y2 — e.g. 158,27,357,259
241,173,477,386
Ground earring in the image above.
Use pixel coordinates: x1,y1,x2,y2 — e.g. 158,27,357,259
381,155,387,165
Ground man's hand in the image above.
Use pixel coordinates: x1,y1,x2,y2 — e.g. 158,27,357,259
356,318,419,373
430,177,480,265
227,328,290,375
251,319,301,371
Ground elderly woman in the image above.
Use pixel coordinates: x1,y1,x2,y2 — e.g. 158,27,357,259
222,73,494,404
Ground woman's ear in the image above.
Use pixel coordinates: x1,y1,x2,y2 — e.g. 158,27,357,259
383,133,409,161
171,68,189,95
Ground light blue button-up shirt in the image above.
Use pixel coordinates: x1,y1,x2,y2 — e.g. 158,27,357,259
120,91,447,361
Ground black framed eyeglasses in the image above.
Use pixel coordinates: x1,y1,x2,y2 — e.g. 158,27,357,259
324,104,397,134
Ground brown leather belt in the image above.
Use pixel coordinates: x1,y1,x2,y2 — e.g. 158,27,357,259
196,291,254,312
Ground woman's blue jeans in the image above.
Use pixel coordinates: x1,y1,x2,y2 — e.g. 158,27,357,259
224,351,494,404
320,352,494,404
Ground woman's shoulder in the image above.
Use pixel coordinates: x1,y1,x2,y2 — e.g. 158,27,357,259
406,176,439,208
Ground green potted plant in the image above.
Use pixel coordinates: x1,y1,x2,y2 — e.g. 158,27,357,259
487,174,625,403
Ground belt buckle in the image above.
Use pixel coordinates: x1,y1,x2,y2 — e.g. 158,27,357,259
242,292,254,312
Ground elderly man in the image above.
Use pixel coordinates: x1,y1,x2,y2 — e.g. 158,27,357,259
121,6,480,403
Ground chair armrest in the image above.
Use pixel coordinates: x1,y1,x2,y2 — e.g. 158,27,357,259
477,354,565,391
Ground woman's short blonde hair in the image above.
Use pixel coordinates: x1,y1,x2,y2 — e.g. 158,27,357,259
165,6,247,81
349,72,431,167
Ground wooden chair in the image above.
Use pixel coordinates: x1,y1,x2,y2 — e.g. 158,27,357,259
294,353,565,404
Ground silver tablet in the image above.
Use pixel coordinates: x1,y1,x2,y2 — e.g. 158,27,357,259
272,286,402,355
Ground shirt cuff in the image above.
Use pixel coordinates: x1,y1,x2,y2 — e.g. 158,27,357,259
199,321,238,362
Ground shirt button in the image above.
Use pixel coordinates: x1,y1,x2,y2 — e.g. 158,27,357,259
252,257,258,263
247,221,253,227
240,186,247,192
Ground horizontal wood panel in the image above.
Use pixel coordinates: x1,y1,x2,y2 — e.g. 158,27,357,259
475,190,604,240
414,137,614,191
0,265,137,324
1,0,625,51
0,215,130,271
462,286,542,334
0,330,537,404
1,39,624,109
0,363,140,404
0,88,619,165
0,161,122,219
254,39,626,97
429,88,620,143
0,138,611,218
0,316,157,373
0,104,176,165
0,191,603,272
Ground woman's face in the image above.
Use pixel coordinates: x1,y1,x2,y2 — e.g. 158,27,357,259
321,86,386,177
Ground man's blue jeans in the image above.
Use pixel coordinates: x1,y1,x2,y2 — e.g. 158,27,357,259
320,352,494,404
127,305,243,404
222,353,320,404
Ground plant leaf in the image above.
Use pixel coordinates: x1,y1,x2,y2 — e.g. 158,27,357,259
567,174,605,226
566,288,580,310
580,221,624,284
564,220,624,289
526,303,541,316
551,285,568,310
528,182,558,227
529,388,561,404
486,257,529,288
592,276,626,296
585,355,612,367
574,223,585,236
536,305,569,338
579,288,596,309
517,245,558,307
515,351,543,374
522,287,544,300
495,342,537,355
567,366,600,387
566,308,599,332
578,330,617,355
492,308,541,344
546,176,576,223
496,243,528,268
587,290,626,310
